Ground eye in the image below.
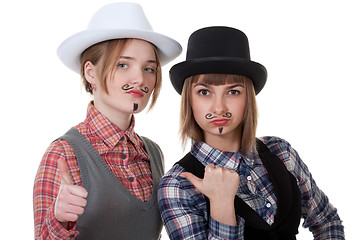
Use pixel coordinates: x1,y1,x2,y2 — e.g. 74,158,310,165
144,67,156,73
228,89,240,95
117,63,128,69
198,89,210,96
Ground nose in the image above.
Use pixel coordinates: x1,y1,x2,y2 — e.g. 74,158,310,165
130,68,145,86
213,95,228,115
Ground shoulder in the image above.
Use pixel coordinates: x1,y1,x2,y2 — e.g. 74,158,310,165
258,136,296,157
36,138,76,182
37,139,75,174
258,136,311,183
159,164,185,187
258,136,291,150
257,136,301,171
43,139,75,162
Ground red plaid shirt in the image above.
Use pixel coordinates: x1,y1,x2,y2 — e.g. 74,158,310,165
33,102,155,239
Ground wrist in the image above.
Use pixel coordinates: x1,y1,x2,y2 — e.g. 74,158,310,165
209,198,237,226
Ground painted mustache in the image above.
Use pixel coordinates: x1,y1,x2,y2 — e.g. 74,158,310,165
141,87,149,93
122,84,149,93
205,112,232,120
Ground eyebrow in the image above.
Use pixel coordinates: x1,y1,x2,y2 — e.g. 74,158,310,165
193,82,211,88
119,56,157,64
193,82,244,88
227,83,244,89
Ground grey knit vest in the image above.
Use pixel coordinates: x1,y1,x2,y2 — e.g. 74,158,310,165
59,127,164,239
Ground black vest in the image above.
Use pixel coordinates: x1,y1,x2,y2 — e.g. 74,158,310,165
59,128,164,240
177,139,301,240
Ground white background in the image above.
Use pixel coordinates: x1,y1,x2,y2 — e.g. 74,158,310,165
0,0,358,238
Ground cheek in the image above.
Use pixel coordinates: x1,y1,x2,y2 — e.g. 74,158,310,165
148,78,157,91
229,102,246,121
192,109,203,124
191,98,204,117
105,75,120,90
191,102,208,127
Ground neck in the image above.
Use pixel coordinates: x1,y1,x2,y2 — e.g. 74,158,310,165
204,131,241,152
93,101,132,131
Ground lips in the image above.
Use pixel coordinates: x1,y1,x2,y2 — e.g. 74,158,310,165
211,119,229,126
126,89,144,98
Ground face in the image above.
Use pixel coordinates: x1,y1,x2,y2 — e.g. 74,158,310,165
86,39,157,118
191,75,247,142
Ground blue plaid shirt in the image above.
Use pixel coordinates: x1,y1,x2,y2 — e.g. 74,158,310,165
158,136,344,239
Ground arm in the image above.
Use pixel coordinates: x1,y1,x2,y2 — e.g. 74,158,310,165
33,141,87,239
271,137,345,239
158,165,243,240
297,161,344,239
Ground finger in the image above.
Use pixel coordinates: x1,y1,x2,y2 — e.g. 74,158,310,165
55,197,83,223
56,198,86,216
64,203,86,216
60,184,88,201
55,188,87,222
180,172,203,189
59,212,82,223
206,163,215,169
59,187,88,207
67,185,88,199
58,158,74,185
205,163,217,172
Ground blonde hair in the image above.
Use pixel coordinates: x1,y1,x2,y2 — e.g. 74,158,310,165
80,39,162,110
179,74,258,154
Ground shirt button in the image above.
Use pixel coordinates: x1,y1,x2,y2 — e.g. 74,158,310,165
266,203,271,208
120,136,125,141
121,153,126,159
247,176,252,181
128,177,134,182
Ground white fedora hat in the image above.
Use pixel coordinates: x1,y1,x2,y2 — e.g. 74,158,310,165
57,2,182,73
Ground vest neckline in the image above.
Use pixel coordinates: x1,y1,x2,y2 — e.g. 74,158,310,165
71,127,160,211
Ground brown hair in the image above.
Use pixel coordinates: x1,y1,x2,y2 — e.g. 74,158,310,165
80,39,162,110
179,74,258,154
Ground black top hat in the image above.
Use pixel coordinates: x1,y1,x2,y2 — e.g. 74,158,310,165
170,26,267,95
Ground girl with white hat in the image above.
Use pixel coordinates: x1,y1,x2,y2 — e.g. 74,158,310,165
33,2,181,239
158,26,344,239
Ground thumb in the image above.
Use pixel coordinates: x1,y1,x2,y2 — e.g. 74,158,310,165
57,158,74,185
180,172,203,189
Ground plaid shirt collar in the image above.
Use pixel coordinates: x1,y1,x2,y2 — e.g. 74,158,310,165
85,101,140,150
191,141,263,170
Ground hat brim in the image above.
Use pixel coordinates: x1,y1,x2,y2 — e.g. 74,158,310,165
169,57,267,95
57,29,182,73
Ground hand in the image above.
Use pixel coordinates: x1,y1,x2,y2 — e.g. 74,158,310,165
180,164,239,202
180,164,239,226
54,159,88,224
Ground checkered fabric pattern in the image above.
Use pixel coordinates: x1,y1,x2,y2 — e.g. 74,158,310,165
158,137,344,239
33,101,153,239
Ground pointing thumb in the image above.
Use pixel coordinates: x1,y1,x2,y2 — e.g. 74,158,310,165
180,172,203,189
58,158,74,185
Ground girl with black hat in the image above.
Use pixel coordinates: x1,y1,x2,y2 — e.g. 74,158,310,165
158,26,344,239
33,3,181,239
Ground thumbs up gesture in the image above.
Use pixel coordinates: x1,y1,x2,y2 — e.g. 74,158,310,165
54,159,88,224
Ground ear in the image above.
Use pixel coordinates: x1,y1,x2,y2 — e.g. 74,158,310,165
84,61,96,85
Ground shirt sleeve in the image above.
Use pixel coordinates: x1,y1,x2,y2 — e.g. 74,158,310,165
33,140,79,239
277,138,345,239
158,166,243,240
